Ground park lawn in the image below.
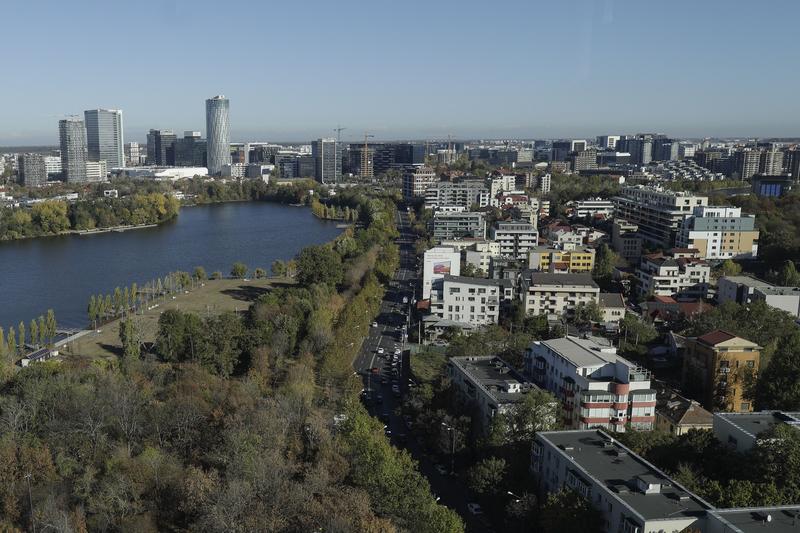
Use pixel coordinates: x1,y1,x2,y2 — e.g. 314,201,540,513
67,277,293,360
410,347,448,384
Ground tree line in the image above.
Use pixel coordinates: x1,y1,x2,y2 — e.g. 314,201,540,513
0,309,57,367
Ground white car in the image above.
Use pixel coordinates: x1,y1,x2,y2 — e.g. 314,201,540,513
394,348,402,356
371,321,378,328
377,347,385,355
467,503,483,515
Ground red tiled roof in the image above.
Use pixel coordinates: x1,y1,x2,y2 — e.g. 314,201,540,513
697,329,737,346
653,295,677,304
416,300,430,311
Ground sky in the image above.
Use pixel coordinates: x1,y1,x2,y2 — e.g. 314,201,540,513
2,0,799,145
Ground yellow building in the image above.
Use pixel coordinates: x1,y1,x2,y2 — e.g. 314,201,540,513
682,330,760,413
528,245,595,273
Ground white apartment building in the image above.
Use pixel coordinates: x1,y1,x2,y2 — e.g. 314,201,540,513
612,219,643,261
429,275,507,328
570,198,615,219
432,211,486,240
422,246,461,299
447,355,543,433
85,160,108,182
612,185,708,247
424,179,489,209
488,174,517,199
718,275,800,318
43,155,62,176
519,272,600,317
490,221,539,260
402,165,438,199
525,336,655,431
464,240,502,274
636,253,711,298
675,206,759,259
531,430,709,533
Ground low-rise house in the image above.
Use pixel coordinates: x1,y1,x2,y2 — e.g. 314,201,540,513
519,272,600,317
598,292,625,323
641,295,712,323
656,388,713,435
718,275,800,318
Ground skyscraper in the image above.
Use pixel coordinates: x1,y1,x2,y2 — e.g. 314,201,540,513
59,117,88,182
312,138,341,184
146,129,177,166
84,109,124,168
206,95,230,175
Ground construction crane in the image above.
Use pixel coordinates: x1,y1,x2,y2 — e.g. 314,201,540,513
334,125,346,143
362,133,374,180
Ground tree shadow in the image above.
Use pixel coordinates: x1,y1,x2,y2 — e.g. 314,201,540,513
98,343,124,356
221,284,273,302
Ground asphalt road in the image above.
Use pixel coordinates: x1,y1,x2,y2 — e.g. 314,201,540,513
353,208,491,533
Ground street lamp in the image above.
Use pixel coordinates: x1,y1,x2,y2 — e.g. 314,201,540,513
441,422,456,475
507,490,523,503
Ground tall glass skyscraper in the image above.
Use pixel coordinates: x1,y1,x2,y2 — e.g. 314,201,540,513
84,109,124,168
205,95,230,175
312,138,342,184
59,117,88,182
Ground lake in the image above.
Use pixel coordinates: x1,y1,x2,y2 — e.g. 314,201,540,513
0,202,341,329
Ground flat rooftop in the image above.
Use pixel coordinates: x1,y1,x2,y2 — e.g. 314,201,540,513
527,272,599,288
449,356,537,404
708,507,800,533
716,411,800,439
722,275,773,287
539,430,710,522
534,336,632,369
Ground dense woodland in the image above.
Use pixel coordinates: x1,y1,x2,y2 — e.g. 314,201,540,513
0,190,463,532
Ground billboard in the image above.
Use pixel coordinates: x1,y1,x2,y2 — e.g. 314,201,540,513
432,261,451,275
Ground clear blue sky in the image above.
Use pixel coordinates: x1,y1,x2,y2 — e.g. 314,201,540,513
2,0,799,144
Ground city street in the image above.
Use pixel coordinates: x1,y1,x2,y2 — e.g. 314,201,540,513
352,208,491,533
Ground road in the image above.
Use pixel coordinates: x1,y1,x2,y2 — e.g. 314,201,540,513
352,208,491,533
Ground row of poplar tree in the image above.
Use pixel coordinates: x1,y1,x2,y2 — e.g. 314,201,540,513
0,309,57,360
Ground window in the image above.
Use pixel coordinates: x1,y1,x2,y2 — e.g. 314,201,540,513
746,360,755,368
740,402,750,411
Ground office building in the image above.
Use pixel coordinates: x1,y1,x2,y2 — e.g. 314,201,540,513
675,206,759,259
652,138,679,162
205,95,231,175
531,430,710,533
294,155,313,178
422,246,462,300
489,221,539,260
612,219,643,261
348,145,374,179
636,251,710,298
430,275,508,328
175,131,207,167
84,108,124,168
713,411,800,453
59,117,88,183
612,185,709,247
124,142,144,166
519,272,600,316
21,153,48,187
424,179,488,209
682,330,761,413
402,165,437,199
43,155,61,177
717,275,800,318
431,211,486,240
146,129,177,166
570,149,598,172
525,336,655,430
551,140,586,162
85,160,108,182
311,138,341,184
448,356,544,433
596,135,620,150
528,245,596,273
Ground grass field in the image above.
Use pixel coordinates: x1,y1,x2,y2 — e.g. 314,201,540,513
410,347,448,384
67,277,292,359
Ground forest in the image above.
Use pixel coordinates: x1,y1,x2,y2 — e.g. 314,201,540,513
0,190,462,532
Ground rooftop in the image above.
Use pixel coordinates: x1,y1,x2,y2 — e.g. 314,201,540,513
656,388,713,427
721,275,774,287
449,355,538,404
442,275,505,288
599,292,625,308
697,329,759,349
527,272,599,288
538,430,710,521
707,506,800,532
716,411,800,439
534,336,633,369
756,286,800,296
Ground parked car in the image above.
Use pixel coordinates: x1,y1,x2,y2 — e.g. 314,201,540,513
377,347,385,355
371,321,378,328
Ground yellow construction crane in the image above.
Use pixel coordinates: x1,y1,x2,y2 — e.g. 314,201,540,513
362,133,374,179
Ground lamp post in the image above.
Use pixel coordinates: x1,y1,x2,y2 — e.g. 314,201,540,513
441,422,456,474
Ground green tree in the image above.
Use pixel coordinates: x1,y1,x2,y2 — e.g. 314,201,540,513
466,457,506,495
193,266,207,281
777,260,800,287
231,262,248,279
756,330,800,410
593,243,618,279
718,259,743,278
7,327,16,357
119,318,141,359
29,319,39,347
210,271,222,280
38,316,46,345
538,489,604,533
295,244,344,287
572,301,603,326
621,312,658,347
488,388,561,446
0,327,5,363
254,267,266,279
270,260,286,277
45,309,57,344
17,321,25,351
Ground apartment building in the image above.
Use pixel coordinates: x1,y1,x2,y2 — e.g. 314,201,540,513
718,275,800,318
490,221,539,260
612,219,644,262
612,185,708,247
525,336,655,431
713,411,800,453
422,246,461,299
401,165,438,199
682,330,761,413
429,275,507,328
636,252,710,298
464,240,502,274
531,430,709,533
424,179,489,209
431,211,486,240
569,198,615,219
447,356,543,433
528,245,596,273
676,206,759,259
519,272,600,317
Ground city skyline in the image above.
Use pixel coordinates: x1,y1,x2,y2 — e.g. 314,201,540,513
2,0,800,144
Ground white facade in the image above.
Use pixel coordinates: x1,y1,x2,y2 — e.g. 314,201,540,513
676,205,759,260
572,198,615,218
489,174,517,199
490,221,539,260
636,254,711,298
402,166,438,199
519,273,600,317
43,155,62,176
422,246,461,300
464,240,501,274
430,276,503,327
85,160,108,182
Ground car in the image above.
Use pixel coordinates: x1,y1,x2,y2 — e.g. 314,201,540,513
467,503,483,515
370,367,380,374
371,321,378,328
394,348,402,356
376,347,385,355
434,464,448,476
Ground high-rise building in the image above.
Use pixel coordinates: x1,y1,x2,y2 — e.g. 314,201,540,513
401,165,437,199
733,149,761,180
59,117,88,183
175,131,207,167
84,109,124,168
21,153,48,187
652,138,678,161
612,185,708,246
206,95,231,175
759,147,784,175
296,154,315,178
124,142,143,166
311,138,341,184
596,135,620,149
617,135,654,165
146,129,177,166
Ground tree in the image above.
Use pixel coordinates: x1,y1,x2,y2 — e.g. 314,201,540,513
119,318,141,359
621,312,658,347
7,327,16,357
718,259,743,278
193,266,207,281
231,262,248,279
210,271,222,280
593,243,618,279
295,245,343,287
18,322,25,351
0,327,5,362
29,319,39,347
571,301,603,326
777,260,800,287
538,489,604,533
45,309,57,344
756,330,800,410
254,268,266,279
488,388,561,446
270,260,286,277
466,457,506,495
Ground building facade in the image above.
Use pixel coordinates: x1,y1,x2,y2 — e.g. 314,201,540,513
429,275,505,328
21,153,48,187
84,108,124,168
205,95,231,175
528,245,596,273
401,165,437,199
612,219,643,261
519,272,600,317
422,246,461,299
424,179,488,209
146,129,177,166
432,211,486,240
490,221,539,260
636,252,710,298
676,206,759,259
612,186,708,247
312,138,341,184
59,117,88,183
